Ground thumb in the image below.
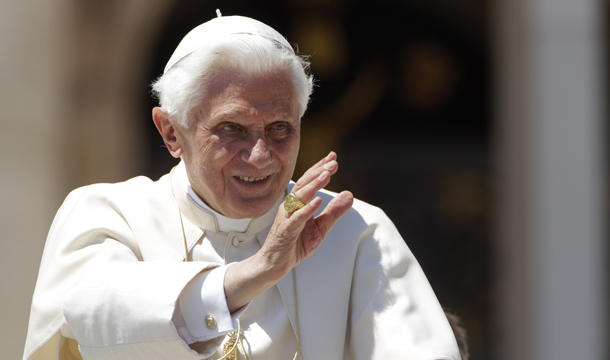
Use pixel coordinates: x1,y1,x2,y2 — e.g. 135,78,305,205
314,191,354,237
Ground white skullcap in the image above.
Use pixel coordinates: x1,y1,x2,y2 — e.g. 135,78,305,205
164,14,294,73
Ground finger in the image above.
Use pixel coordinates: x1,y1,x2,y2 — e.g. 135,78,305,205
293,169,332,205
293,152,338,193
282,196,322,227
299,215,326,256
313,191,354,237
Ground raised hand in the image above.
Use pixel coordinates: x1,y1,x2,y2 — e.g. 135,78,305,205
224,152,354,312
261,151,354,278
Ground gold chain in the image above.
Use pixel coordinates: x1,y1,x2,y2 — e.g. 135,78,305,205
218,319,242,360
170,167,301,360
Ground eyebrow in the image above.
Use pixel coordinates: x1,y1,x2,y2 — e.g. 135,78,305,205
211,103,298,124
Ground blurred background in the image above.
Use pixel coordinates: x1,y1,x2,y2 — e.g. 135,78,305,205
1,0,607,359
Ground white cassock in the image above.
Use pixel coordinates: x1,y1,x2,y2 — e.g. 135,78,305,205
23,161,461,360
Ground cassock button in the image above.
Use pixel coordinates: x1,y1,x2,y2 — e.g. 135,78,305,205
205,314,217,330
231,236,241,247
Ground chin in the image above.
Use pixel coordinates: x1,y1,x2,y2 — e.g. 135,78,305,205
230,197,278,219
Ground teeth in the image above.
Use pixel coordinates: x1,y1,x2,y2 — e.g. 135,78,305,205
238,175,268,182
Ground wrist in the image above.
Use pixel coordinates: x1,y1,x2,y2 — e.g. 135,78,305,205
224,253,286,313
254,246,293,282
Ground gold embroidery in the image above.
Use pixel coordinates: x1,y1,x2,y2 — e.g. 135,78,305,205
221,322,241,360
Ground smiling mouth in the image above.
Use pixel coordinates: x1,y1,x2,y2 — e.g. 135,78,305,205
236,175,269,183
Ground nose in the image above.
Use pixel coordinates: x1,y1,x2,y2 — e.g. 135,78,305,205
242,134,273,169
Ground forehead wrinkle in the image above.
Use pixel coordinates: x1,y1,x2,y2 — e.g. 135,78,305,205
211,96,298,125
198,71,300,127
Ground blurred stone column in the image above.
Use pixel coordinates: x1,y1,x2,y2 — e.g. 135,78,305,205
0,0,70,359
0,0,174,358
492,0,607,359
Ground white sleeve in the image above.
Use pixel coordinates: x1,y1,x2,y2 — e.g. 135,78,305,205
62,245,213,360
26,184,225,360
173,263,248,349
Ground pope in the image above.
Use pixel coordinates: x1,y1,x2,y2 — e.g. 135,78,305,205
23,12,462,360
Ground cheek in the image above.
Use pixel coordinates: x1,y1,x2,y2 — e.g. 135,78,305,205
192,133,227,163
201,142,244,181
275,136,300,171
181,136,218,179
220,141,244,157
287,133,301,157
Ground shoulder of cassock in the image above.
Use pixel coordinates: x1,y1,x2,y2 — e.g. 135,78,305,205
23,173,205,360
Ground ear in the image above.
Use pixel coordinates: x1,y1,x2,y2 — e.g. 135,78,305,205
152,107,183,158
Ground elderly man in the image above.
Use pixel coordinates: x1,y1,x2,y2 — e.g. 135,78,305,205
23,13,461,360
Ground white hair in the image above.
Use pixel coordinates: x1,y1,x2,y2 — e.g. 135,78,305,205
151,34,314,128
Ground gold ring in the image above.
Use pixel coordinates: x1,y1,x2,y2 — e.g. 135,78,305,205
284,193,305,213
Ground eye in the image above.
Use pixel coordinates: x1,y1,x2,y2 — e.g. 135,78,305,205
269,122,287,131
222,123,239,132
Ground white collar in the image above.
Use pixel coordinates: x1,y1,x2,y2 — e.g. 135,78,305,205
186,184,252,233
170,161,283,235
